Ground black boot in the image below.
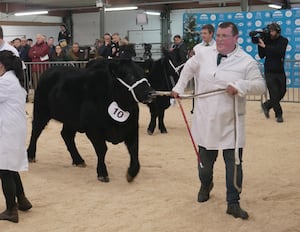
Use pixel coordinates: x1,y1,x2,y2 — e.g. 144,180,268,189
226,203,249,220
197,182,214,203
18,194,32,211
0,205,19,223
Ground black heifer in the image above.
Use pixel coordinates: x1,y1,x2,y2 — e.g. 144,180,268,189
27,58,154,182
140,50,185,135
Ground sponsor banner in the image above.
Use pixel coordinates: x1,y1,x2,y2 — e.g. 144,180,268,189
183,9,299,88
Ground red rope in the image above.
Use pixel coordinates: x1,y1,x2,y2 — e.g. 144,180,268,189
176,98,203,168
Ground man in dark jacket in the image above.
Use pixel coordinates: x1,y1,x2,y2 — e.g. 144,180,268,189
258,22,288,123
170,34,188,64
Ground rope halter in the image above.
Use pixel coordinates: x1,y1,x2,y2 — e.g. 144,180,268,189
116,77,150,103
168,59,185,75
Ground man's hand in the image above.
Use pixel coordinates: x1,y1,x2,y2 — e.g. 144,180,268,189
226,85,238,95
171,91,179,98
258,38,266,48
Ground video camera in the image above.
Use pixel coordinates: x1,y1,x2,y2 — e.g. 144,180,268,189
249,27,271,44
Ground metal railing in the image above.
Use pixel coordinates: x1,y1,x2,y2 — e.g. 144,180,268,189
23,60,300,103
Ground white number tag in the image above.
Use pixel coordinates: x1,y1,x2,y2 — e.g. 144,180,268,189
108,101,130,122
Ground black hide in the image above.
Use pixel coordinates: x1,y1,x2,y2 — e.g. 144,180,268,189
27,57,154,182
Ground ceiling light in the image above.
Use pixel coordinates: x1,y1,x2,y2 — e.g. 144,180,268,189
104,6,138,12
268,4,282,9
145,11,160,16
14,10,48,16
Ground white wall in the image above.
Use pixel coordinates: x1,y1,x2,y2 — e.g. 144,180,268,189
1,14,62,43
72,11,161,46
2,25,59,43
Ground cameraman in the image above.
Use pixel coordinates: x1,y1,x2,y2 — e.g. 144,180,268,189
258,23,288,123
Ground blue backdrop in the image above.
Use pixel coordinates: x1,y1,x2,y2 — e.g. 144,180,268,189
183,9,300,88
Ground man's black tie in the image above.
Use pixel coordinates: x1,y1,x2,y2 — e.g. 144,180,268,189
217,53,227,66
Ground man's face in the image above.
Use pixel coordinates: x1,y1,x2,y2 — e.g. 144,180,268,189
13,40,21,48
201,29,213,43
21,39,27,46
270,29,279,40
112,35,120,43
36,36,44,44
216,27,238,55
72,44,80,52
48,38,54,46
104,35,111,45
174,37,181,45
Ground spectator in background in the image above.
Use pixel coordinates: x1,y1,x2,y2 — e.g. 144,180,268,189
51,45,67,61
94,38,104,58
98,33,115,59
27,39,33,47
20,37,31,62
111,32,121,57
28,34,50,90
170,34,188,64
58,24,72,48
47,36,55,58
67,42,86,61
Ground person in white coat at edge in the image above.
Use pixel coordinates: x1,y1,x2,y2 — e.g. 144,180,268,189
172,22,266,220
0,50,32,223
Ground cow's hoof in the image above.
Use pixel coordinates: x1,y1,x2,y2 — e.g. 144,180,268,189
73,161,87,168
28,158,36,163
147,129,154,135
126,173,135,182
98,176,110,182
160,128,168,134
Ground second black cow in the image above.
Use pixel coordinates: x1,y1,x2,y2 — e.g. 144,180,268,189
138,49,186,135
27,56,154,182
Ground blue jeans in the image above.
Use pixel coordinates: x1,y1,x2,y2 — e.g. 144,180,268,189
198,146,243,205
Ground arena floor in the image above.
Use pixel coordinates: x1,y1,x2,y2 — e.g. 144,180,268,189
1,100,300,231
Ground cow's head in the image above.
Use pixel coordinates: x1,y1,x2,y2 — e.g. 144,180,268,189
109,59,155,104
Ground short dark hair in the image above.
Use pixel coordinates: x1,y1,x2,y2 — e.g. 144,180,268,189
201,24,215,34
218,22,239,36
268,22,281,33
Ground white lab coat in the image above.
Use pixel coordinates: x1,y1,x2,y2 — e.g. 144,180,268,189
0,70,28,171
173,45,266,150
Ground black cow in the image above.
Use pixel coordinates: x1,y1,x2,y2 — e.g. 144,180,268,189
27,57,154,182
139,49,186,135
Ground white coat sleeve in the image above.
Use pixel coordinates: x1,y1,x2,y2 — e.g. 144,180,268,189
172,55,199,94
229,60,266,97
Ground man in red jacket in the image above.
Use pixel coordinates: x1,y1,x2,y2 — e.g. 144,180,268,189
28,34,49,90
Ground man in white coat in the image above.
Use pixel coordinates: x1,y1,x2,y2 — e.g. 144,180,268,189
193,24,216,54
172,22,265,220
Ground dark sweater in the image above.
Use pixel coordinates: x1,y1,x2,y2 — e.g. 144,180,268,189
258,35,288,73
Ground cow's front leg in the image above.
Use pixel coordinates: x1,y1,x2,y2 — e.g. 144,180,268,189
61,125,86,166
158,109,167,133
85,132,109,182
125,129,140,182
147,102,157,135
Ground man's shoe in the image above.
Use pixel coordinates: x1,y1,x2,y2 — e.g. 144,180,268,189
0,206,19,223
197,182,214,203
226,203,249,220
18,194,32,211
276,116,283,123
261,103,270,118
